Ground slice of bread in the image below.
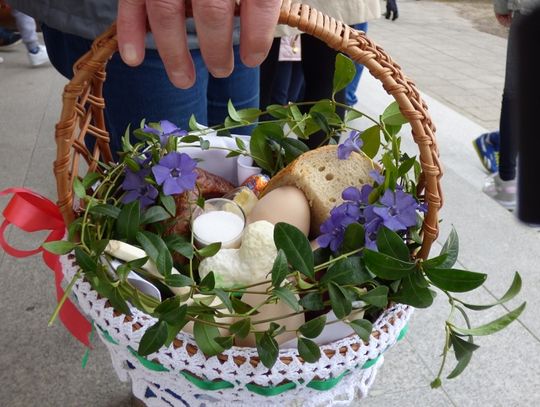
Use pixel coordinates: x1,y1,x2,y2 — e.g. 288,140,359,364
262,145,377,236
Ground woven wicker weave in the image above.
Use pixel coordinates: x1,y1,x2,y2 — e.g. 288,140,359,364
54,0,442,381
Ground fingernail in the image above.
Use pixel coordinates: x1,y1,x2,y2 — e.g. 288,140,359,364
122,44,138,65
171,70,193,89
210,67,233,78
244,52,267,67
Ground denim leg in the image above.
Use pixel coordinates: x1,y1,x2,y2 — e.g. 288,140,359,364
11,9,39,51
345,23,368,106
271,62,294,105
498,12,520,181
207,45,259,135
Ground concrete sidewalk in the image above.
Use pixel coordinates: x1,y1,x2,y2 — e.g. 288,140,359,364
0,1,538,406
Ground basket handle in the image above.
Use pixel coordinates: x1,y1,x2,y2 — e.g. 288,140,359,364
55,0,442,259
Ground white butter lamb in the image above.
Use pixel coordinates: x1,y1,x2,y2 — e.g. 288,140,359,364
198,220,277,288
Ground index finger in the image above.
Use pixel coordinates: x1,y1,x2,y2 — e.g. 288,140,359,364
239,0,282,67
117,0,148,66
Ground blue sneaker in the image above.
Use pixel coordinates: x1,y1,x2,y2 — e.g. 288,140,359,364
473,132,499,173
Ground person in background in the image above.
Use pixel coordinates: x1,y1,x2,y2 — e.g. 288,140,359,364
260,0,381,149
345,22,368,107
473,0,540,210
0,7,49,66
386,0,399,21
7,0,281,154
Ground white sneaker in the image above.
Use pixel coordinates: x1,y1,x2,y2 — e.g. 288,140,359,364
28,45,49,67
483,173,517,210
0,56,3,63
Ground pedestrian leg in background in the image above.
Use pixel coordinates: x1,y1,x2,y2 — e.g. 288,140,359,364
11,9,49,66
345,22,368,106
386,0,399,21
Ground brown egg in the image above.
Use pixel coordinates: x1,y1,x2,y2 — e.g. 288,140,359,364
247,186,311,236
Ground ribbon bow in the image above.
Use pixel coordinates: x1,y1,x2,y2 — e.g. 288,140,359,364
0,188,92,347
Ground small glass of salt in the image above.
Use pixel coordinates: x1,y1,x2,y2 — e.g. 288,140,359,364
191,198,246,249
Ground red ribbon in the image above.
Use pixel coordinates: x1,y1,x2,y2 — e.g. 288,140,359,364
0,188,92,347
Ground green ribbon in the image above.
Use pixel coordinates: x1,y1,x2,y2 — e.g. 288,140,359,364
307,369,350,391
180,371,235,391
96,326,119,345
397,323,409,341
246,382,297,397
128,346,169,372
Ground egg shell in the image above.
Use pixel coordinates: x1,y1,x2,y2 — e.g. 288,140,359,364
246,186,311,236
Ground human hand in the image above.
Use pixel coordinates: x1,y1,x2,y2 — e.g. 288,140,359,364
495,13,512,28
117,0,281,89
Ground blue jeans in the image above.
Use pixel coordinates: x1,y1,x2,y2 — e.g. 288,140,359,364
42,24,259,156
345,22,368,106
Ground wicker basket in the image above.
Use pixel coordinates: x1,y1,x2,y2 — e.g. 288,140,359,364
54,1,442,405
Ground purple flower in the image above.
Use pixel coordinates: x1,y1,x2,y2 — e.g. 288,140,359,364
369,169,385,185
317,203,362,252
337,130,363,160
152,152,197,195
372,189,420,232
121,168,158,208
144,120,187,146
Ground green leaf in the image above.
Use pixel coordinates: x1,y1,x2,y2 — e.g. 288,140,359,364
341,223,365,254
197,242,222,258
310,111,331,135
321,257,370,286
138,320,168,356
274,222,314,280
164,274,194,287
250,125,276,172
73,178,86,199
160,194,176,217
360,125,381,159
359,286,389,308
200,271,216,291
392,273,435,308
425,267,487,293
189,114,203,131
271,249,289,288
42,240,77,255
161,304,188,327
136,231,172,276
164,235,194,259
273,287,301,312
193,315,225,356
141,206,171,224
299,292,325,311
333,53,356,94
237,107,262,122
345,109,363,123
430,378,442,389
266,104,289,119
213,288,234,313
299,315,326,338
459,272,522,311
215,335,234,350
298,337,321,363
229,318,251,339
227,99,242,122
398,156,417,177
381,101,408,126
452,302,526,336
231,297,256,315
328,282,352,319
447,334,478,379
235,137,246,150
82,172,101,189
279,138,309,163
75,247,97,273
439,227,459,268
349,319,373,342
422,254,449,270
89,204,121,219
376,226,410,261
108,286,132,316
116,200,140,241
363,249,416,280
256,332,279,369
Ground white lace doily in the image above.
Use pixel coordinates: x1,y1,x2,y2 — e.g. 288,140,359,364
62,256,413,406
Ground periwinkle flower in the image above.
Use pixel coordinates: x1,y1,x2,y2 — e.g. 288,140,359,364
144,120,187,146
121,168,158,208
152,152,197,195
337,130,364,160
372,189,420,231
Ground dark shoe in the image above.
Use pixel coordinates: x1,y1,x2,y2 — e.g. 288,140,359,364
392,13,399,21
0,30,22,50
385,12,391,19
